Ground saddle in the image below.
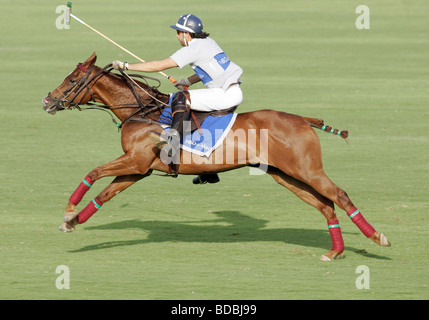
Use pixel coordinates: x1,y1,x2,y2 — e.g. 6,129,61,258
187,105,238,133
155,101,238,177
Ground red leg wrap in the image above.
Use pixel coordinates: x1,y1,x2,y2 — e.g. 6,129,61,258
69,176,95,206
328,220,345,252
76,197,103,224
347,207,376,238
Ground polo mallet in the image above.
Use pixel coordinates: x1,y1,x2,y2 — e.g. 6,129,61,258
65,2,185,88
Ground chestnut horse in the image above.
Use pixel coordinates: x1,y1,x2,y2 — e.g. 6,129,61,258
42,53,390,261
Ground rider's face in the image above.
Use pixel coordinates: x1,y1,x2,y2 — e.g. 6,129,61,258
176,30,190,46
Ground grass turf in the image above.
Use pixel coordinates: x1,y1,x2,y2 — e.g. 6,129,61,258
0,0,428,300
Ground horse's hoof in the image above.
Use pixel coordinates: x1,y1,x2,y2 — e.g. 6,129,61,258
58,218,77,232
64,211,77,222
370,232,391,247
58,223,73,232
320,250,345,261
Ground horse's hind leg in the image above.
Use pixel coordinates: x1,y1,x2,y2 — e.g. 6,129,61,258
59,174,147,232
269,117,390,250
268,167,345,261
296,169,391,248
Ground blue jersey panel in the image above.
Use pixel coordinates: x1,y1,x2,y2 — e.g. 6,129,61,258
214,52,231,70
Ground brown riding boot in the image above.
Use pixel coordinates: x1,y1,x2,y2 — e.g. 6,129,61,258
148,91,189,158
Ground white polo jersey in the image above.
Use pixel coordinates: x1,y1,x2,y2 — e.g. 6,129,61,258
170,37,243,91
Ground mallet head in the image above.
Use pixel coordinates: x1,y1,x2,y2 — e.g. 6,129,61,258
66,2,72,25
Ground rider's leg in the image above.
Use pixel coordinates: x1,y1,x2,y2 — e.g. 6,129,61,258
167,91,188,157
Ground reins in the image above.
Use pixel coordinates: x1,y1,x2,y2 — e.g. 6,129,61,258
53,63,171,130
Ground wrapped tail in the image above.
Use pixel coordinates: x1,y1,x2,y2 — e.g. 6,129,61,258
302,116,348,139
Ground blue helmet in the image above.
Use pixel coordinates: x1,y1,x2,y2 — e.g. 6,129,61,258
170,14,204,34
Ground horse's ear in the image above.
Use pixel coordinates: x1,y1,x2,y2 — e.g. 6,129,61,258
82,52,97,68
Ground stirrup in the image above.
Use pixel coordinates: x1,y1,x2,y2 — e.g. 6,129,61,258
148,130,181,158
148,131,168,150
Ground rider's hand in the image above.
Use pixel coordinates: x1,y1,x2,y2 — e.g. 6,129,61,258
112,60,128,71
174,78,192,90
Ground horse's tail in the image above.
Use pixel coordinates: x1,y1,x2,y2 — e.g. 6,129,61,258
302,116,348,139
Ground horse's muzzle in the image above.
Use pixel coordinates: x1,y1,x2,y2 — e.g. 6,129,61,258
42,94,62,115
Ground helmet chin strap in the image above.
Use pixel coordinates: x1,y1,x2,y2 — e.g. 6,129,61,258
184,32,189,46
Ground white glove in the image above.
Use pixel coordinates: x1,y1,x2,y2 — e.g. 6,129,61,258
112,60,128,71
174,78,192,90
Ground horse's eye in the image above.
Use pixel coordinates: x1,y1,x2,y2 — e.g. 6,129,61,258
69,79,77,84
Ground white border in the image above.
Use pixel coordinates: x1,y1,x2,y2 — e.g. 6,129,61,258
181,113,238,157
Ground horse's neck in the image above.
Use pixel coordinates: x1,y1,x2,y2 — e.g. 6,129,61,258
91,68,169,123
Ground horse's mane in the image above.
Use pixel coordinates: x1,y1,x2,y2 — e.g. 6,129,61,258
83,64,171,126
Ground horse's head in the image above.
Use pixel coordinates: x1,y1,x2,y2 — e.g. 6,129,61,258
42,52,98,115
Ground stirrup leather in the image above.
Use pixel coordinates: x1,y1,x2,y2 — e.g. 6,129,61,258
148,131,168,150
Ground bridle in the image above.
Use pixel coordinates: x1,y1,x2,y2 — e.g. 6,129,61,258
47,62,169,128
47,63,106,111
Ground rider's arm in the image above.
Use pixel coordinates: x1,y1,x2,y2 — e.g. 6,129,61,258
127,58,178,72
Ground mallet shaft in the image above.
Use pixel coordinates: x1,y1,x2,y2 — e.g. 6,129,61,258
68,12,177,83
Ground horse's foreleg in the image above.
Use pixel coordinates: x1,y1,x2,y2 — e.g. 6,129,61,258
63,152,153,215
76,173,147,224
60,151,154,232
59,174,147,232
268,168,345,261
63,175,96,222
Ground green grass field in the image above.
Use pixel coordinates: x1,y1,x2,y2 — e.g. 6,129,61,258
1,0,428,301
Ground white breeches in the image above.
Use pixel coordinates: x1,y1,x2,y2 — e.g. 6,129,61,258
187,84,243,112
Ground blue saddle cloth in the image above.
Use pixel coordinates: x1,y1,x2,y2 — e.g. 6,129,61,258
158,95,237,157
